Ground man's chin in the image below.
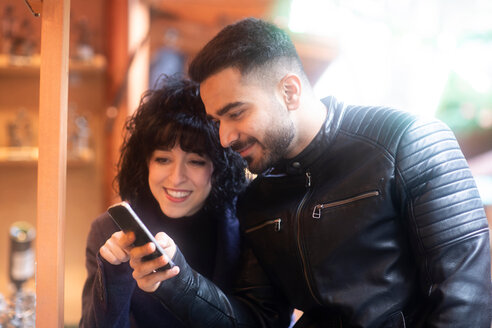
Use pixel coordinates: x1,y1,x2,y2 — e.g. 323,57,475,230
245,157,269,174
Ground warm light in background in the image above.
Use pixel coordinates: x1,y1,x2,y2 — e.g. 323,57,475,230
288,0,492,119
287,0,492,203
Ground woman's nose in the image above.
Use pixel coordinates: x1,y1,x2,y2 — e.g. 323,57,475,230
169,162,187,184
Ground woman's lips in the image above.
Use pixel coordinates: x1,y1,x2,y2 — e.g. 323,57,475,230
164,188,191,202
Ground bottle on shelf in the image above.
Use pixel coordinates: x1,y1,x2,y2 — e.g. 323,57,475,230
7,221,36,327
9,221,35,291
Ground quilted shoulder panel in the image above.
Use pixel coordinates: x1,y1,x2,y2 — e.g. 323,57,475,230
339,105,416,158
395,118,488,251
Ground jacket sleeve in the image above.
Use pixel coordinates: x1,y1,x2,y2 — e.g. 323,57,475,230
79,216,137,328
153,244,293,328
396,118,492,327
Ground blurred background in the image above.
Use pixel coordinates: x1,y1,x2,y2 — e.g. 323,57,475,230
0,0,491,326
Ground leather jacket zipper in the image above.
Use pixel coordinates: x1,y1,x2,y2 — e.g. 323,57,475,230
245,218,282,234
296,171,322,305
312,190,380,219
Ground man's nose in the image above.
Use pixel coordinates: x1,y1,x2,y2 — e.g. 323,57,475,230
219,123,238,148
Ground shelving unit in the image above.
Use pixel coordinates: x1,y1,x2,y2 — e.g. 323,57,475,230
0,52,107,325
1,0,117,325
0,53,105,168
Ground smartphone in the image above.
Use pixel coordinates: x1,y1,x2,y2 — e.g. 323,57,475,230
107,201,174,271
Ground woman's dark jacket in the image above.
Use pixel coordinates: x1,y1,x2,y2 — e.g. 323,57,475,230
152,96,492,327
79,198,241,328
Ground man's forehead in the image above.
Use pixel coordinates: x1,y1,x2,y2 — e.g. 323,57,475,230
199,70,240,114
199,86,220,116
202,67,243,89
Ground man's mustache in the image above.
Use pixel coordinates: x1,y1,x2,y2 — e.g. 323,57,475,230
230,137,258,153
230,140,248,152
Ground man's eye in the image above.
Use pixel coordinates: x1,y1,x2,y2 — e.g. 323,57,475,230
229,110,243,119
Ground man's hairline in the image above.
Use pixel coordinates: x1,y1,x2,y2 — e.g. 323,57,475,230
198,58,304,118
198,55,302,82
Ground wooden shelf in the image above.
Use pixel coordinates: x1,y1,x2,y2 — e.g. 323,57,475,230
0,54,107,77
0,146,95,167
0,146,38,163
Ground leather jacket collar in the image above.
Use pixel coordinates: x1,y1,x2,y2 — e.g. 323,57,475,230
268,96,343,176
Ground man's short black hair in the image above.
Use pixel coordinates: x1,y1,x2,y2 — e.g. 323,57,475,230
188,17,305,83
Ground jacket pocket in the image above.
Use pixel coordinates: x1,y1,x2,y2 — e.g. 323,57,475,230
312,190,380,219
245,218,282,234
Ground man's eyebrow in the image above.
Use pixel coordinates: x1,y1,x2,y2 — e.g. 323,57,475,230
216,102,245,117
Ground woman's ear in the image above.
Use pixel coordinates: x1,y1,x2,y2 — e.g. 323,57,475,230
280,73,302,111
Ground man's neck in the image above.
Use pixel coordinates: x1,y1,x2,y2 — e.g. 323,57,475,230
285,99,327,159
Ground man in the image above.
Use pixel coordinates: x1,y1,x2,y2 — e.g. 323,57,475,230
129,18,492,327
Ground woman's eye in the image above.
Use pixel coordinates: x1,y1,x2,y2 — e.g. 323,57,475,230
155,157,170,164
190,160,207,166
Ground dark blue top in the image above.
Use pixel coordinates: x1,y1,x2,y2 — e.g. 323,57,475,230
79,197,241,328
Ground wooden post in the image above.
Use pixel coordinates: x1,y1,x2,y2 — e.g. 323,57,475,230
36,0,70,326
103,0,150,208
128,0,150,115
104,0,128,207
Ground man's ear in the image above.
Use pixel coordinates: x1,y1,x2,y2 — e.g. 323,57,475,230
279,73,302,111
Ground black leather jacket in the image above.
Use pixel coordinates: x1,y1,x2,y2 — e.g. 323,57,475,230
155,97,492,328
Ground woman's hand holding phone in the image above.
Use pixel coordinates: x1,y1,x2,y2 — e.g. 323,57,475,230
129,231,180,292
100,230,136,265
104,201,180,291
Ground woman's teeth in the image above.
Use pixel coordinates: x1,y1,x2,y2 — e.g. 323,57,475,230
166,189,191,199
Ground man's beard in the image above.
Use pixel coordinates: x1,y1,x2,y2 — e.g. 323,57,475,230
233,119,295,174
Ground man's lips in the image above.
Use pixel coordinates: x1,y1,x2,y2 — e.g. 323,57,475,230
239,144,254,157
232,141,255,157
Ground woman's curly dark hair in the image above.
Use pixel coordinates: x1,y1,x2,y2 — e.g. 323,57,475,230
116,75,246,213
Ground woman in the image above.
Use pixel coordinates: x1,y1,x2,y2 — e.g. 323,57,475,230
80,76,246,327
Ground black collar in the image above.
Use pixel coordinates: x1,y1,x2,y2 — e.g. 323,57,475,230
268,96,342,175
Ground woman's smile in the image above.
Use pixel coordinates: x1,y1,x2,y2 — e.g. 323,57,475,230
164,187,192,201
